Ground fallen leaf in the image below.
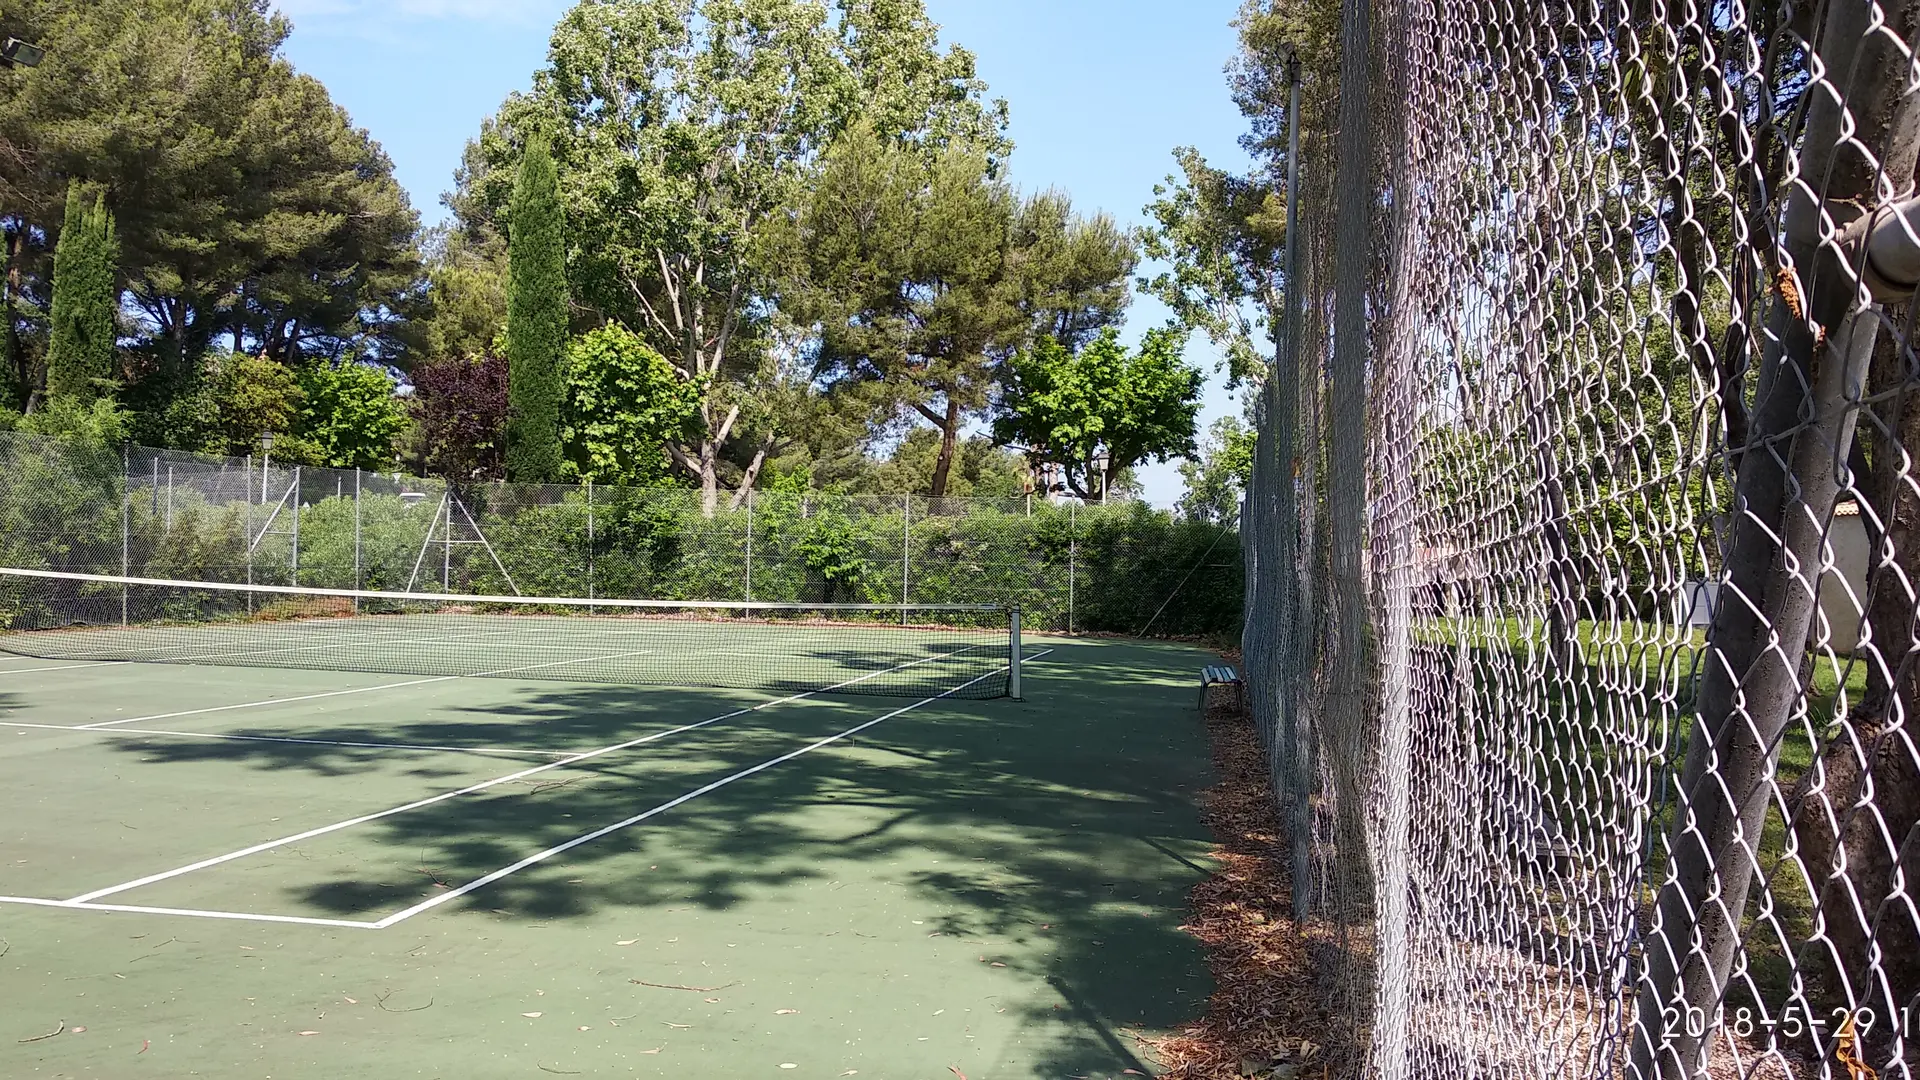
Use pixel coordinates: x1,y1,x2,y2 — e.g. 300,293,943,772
297,1031,319,1036
577,1026,591,1031
779,1065,798,1071
949,1067,968,1080
838,1072,858,1077
69,1027,85,1034
138,1040,149,1054
614,940,638,947
640,1048,662,1055
932,1009,944,1016
990,962,1006,968
704,997,720,1003
664,1022,691,1029
775,1009,798,1015
343,997,357,1005
521,1012,543,1018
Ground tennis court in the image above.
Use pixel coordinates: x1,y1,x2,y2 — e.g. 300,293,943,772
0,590,1217,1078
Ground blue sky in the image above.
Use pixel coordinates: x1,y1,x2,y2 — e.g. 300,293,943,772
270,0,1253,504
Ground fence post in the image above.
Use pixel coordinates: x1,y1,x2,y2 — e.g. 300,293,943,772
164,466,173,534
353,468,362,609
902,494,911,622
290,465,301,586
1068,501,1076,634
587,480,595,600
120,444,130,626
150,456,158,517
745,488,754,603
244,454,254,608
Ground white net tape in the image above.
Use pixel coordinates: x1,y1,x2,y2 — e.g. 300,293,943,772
1240,0,1920,1075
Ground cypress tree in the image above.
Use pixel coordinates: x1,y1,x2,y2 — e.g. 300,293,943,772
504,134,567,483
45,182,119,403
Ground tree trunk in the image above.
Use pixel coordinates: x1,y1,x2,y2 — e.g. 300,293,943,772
1790,327,1920,1052
928,395,960,498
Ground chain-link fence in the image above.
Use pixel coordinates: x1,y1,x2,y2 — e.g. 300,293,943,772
1240,0,1920,1076
0,430,1242,638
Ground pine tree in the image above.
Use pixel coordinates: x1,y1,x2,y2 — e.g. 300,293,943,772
504,134,566,483
45,182,120,404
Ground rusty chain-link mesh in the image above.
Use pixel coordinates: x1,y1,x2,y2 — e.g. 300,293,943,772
1240,0,1920,1076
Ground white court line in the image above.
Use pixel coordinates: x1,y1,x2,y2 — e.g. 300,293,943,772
62,645,981,905
374,648,1054,928
74,647,655,730
0,894,379,929
0,719,575,758
0,662,118,676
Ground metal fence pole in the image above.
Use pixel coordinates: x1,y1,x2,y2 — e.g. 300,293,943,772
902,494,911,622
587,480,595,600
164,466,173,534
1068,501,1076,634
353,468,362,609
290,465,301,586
744,488,753,603
244,453,254,608
120,444,130,625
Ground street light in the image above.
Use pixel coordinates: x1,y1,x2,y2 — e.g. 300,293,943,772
1,38,45,68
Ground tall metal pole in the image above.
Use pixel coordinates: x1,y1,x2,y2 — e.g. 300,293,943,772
587,480,596,601
744,488,754,603
1068,501,1077,634
902,494,911,623
165,466,173,534
353,468,362,610
245,453,255,610
120,444,130,626
290,465,301,586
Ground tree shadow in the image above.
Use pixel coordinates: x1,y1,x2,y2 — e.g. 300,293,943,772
86,639,1219,1078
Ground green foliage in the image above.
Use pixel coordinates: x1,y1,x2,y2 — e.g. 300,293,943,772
0,0,420,385
849,428,1027,497
451,0,1011,506
995,328,1203,500
44,182,119,403
559,324,702,486
416,227,509,364
504,134,567,483
1140,148,1285,384
1178,415,1254,524
296,362,406,469
784,123,1136,496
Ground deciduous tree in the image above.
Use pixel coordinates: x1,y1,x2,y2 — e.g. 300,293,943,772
504,134,566,482
994,328,1202,501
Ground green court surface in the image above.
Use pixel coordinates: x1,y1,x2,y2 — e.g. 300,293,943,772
0,638,1218,1079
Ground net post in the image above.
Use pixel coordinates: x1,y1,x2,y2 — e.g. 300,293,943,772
1008,606,1022,700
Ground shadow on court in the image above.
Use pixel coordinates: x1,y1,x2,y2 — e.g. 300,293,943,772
44,639,1218,1079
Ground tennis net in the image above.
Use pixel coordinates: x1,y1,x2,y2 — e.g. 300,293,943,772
0,567,1020,699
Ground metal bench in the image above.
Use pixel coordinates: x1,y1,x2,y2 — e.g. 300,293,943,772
1200,664,1244,710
